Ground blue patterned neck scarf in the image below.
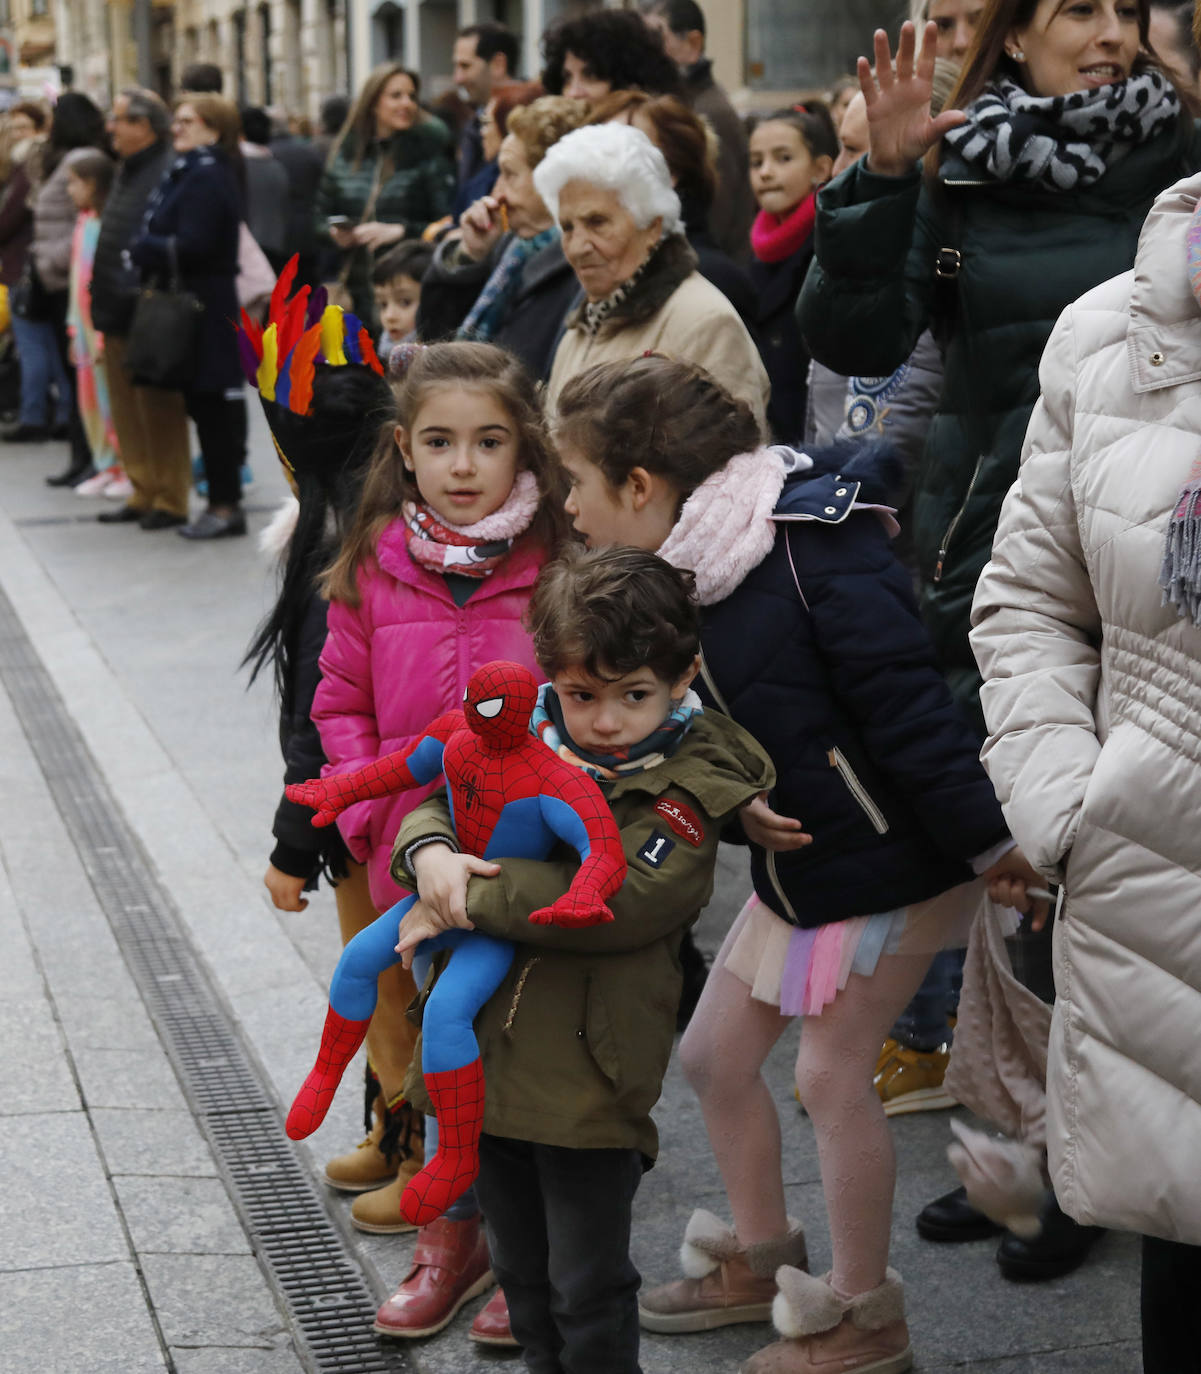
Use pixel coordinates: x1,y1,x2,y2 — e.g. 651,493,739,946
457,226,559,343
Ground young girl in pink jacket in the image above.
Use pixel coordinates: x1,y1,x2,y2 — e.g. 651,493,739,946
312,341,566,1343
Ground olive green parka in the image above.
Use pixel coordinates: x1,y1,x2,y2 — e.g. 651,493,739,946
797,114,1201,729
391,711,774,1161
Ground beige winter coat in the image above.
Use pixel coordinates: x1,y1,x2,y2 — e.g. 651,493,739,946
546,232,769,435
970,171,1201,1246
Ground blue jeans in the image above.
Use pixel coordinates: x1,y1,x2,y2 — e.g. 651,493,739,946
891,948,964,1051
10,313,69,428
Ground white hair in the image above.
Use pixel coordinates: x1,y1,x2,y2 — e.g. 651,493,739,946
533,122,683,237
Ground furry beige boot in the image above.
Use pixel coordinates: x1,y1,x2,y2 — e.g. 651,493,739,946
739,1267,912,1373
638,1209,807,1334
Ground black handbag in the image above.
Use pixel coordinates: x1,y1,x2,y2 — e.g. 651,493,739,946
124,238,204,389
10,255,52,322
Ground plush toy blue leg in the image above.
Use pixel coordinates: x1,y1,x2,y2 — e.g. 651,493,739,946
328,893,419,1021
417,929,515,1074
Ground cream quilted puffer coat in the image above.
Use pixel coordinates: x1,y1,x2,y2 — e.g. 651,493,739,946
970,171,1201,1247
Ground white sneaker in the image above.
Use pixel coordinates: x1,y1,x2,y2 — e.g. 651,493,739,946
75,469,117,497
104,474,134,500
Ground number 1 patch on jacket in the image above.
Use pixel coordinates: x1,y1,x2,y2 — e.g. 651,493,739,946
637,829,675,869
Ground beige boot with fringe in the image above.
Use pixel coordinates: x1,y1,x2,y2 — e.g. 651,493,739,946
638,1209,807,1333
740,1267,912,1374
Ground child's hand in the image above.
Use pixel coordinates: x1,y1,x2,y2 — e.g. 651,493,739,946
412,842,500,928
264,863,309,912
459,195,506,261
740,794,813,851
982,848,1053,930
394,897,472,969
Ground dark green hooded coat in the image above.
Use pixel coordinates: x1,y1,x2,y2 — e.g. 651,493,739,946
797,114,1201,730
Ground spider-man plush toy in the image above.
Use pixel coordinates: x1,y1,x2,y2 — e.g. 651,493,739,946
285,660,626,1224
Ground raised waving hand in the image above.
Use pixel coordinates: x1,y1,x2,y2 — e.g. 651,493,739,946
859,21,967,177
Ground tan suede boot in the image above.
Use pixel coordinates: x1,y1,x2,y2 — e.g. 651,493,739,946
351,1150,424,1233
638,1209,808,1333
740,1267,912,1374
325,1092,420,1194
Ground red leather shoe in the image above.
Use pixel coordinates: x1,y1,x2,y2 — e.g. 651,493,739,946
469,1286,518,1347
372,1214,494,1338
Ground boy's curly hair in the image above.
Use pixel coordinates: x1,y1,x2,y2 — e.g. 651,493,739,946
528,545,699,684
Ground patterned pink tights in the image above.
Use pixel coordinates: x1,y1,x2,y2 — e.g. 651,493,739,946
680,917,933,1299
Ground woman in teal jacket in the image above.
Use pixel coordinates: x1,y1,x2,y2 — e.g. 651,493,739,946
316,63,455,328
798,0,1201,732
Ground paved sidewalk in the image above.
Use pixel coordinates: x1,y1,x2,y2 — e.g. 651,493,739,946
0,424,1141,1373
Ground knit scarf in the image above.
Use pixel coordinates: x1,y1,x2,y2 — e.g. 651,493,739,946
457,226,558,343
942,71,1178,192
403,469,539,577
1159,206,1201,625
658,446,809,605
530,681,703,782
750,192,817,265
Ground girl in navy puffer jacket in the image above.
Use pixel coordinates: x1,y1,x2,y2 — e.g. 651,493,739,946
553,352,1044,1374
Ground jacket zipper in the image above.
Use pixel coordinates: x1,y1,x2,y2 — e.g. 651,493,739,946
828,747,890,834
765,850,800,924
933,448,987,583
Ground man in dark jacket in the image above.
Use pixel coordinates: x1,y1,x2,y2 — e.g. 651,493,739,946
268,109,324,287
640,0,756,260
94,88,191,529
452,21,519,191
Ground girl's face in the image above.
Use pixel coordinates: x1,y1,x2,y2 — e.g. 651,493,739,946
1009,0,1141,98
398,385,521,525
375,74,419,137
552,661,698,753
928,0,987,61
66,169,93,212
494,133,553,238
749,122,832,217
172,103,218,153
559,440,679,551
7,112,35,142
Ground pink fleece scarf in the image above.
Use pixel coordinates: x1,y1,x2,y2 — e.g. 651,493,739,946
404,469,540,577
657,448,793,605
750,193,817,265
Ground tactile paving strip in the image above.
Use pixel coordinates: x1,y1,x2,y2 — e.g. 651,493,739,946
0,587,409,1373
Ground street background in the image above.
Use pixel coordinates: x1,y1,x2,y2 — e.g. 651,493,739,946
0,410,1142,1372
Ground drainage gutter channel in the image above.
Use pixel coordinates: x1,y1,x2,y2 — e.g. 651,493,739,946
0,585,409,1374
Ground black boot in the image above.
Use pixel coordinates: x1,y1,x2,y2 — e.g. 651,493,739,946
916,1185,1005,1242
46,460,96,488
996,1191,1103,1281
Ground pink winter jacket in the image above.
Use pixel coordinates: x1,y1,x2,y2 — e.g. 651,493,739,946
313,519,547,912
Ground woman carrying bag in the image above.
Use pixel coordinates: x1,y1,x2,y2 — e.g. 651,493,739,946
130,94,246,538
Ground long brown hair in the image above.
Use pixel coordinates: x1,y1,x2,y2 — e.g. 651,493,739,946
176,93,242,159
322,343,568,606
554,353,761,502
334,62,422,170
945,0,1154,118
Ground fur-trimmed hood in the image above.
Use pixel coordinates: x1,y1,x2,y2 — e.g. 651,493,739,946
564,233,699,338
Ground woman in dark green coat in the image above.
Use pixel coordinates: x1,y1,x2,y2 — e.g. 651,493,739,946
315,63,455,328
798,0,1201,730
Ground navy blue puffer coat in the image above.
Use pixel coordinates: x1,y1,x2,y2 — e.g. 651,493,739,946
699,445,1008,927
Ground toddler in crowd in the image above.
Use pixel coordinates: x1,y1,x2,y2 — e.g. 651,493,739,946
747,102,838,444
373,241,434,356
390,545,774,1372
64,149,125,498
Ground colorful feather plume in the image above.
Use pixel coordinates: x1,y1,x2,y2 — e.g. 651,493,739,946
235,254,384,415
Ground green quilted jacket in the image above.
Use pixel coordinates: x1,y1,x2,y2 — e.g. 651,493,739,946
314,119,454,327
797,115,1201,731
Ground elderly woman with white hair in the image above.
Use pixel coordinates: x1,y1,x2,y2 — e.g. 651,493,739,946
537,121,769,431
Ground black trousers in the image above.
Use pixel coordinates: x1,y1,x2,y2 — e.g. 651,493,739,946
476,1134,644,1374
46,288,92,472
185,388,246,508
1142,1235,1201,1373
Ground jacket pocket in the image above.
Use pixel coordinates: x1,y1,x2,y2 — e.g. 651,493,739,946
828,746,889,835
583,973,622,1088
